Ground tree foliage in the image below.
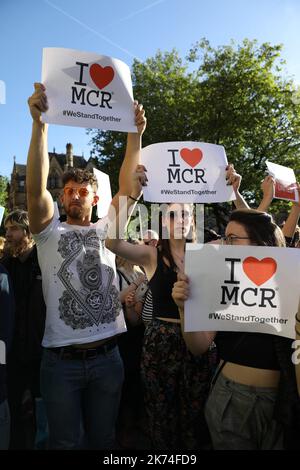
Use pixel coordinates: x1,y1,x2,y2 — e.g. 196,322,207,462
0,175,9,232
88,39,300,228
0,175,8,208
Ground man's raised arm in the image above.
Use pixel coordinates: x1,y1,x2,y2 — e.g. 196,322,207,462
26,83,54,234
118,101,146,195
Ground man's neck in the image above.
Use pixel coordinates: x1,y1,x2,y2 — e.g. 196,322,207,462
17,245,35,262
66,216,91,226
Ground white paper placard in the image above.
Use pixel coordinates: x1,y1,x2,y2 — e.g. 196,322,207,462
53,201,60,220
93,168,112,218
185,244,300,339
0,206,4,226
41,47,136,132
266,161,299,202
141,142,235,203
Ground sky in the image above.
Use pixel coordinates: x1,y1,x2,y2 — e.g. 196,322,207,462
1,0,300,179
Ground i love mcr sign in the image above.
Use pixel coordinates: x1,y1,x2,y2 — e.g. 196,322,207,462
41,48,136,132
184,244,300,339
141,142,235,203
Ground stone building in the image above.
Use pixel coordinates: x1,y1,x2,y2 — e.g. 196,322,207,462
8,143,97,211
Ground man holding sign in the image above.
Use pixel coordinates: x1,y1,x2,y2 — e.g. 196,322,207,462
26,82,146,450
172,209,300,450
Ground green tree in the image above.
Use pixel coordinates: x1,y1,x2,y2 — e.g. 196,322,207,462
88,39,300,229
0,175,8,208
0,175,8,232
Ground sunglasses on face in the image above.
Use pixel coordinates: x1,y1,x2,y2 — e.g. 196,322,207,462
166,211,193,221
63,187,93,197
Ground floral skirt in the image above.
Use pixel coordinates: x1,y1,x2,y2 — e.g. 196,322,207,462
141,318,218,450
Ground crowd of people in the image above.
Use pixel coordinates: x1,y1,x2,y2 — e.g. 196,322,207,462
0,82,299,451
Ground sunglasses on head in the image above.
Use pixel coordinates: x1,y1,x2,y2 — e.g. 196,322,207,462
63,187,93,197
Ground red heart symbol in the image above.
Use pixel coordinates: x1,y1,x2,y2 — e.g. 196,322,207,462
242,257,277,286
89,64,115,90
180,148,203,168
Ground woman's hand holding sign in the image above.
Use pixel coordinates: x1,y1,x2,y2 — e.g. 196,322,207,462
226,163,250,209
172,272,190,311
134,101,147,136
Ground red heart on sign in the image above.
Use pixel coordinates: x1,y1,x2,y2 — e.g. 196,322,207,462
242,257,277,286
89,64,115,90
180,148,203,168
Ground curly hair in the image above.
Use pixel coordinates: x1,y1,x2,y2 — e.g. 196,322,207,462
62,169,98,191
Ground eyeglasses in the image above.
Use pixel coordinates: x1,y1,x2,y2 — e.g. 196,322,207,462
63,187,93,197
221,235,250,245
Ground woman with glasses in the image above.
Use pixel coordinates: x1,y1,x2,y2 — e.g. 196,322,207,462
172,209,300,450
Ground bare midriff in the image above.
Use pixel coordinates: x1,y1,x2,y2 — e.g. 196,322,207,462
222,360,280,388
156,317,181,324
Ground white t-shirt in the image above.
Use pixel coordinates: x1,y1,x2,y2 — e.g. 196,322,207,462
33,217,126,347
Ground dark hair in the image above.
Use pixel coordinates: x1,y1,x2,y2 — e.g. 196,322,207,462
204,228,221,243
62,169,98,191
4,209,31,237
157,203,196,271
229,209,286,247
292,226,300,247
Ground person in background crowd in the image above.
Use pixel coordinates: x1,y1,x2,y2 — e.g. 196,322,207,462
116,249,148,448
257,175,300,246
2,210,46,449
0,264,14,449
0,237,6,259
142,230,159,247
141,231,159,325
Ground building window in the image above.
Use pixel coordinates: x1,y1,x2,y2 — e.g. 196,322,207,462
18,179,25,192
48,174,58,189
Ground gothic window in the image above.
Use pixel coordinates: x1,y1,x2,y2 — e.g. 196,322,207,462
18,179,25,192
48,174,58,189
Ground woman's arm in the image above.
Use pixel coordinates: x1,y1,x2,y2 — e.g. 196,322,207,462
282,184,300,240
257,176,275,212
226,164,250,210
123,291,142,326
106,166,156,271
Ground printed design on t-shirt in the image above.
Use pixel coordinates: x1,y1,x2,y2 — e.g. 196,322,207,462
57,229,121,329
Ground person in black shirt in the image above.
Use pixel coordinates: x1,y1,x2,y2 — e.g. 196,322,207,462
0,263,14,449
172,209,300,450
2,210,46,449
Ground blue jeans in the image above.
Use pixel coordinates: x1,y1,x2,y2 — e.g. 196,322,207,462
34,397,49,449
40,346,124,449
0,399,10,450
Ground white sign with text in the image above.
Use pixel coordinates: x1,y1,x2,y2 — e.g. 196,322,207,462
184,244,300,339
141,142,235,203
266,161,299,202
41,48,136,132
